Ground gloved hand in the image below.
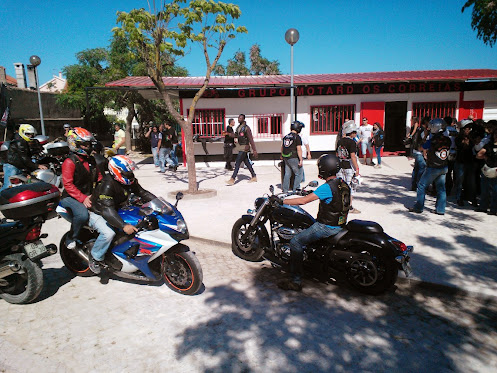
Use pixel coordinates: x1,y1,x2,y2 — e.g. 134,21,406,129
269,195,283,205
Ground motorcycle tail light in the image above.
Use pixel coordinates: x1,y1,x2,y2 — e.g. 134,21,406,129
25,225,42,241
391,239,408,252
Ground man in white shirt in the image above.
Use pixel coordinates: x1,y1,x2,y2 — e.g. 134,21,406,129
358,117,374,165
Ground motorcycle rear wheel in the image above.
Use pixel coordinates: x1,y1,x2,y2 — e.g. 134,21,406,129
346,246,398,295
0,253,43,304
162,246,203,295
231,217,264,262
59,233,95,277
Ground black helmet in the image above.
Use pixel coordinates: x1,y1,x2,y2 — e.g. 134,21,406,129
291,121,305,133
317,154,340,179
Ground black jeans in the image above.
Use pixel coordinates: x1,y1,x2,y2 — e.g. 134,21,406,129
231,151,256,179
224,143,234,168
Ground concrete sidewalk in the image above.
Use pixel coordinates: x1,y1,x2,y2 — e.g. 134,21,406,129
129,154,497,298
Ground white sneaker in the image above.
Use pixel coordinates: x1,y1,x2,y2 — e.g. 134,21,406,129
67,241,77,250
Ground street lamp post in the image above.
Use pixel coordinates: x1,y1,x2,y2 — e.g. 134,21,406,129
29,55,45,136
285,28,299,123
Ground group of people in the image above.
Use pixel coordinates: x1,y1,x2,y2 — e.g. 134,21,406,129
145,122,180,173
408,116,497,216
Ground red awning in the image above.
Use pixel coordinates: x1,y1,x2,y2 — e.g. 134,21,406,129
106,69,497,89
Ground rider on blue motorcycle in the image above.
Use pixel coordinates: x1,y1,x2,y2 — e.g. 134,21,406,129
88,155,156,274
277,154,351,292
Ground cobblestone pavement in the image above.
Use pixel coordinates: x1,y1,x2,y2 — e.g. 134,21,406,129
1,238,496,373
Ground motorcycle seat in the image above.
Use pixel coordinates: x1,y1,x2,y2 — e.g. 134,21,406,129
345,219,383,233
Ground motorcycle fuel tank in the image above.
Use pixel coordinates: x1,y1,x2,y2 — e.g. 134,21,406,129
271,204,315,228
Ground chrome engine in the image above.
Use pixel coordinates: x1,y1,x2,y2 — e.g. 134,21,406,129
276,226,302,241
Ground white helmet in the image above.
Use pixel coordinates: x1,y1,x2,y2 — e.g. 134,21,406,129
482,164,497,179
342,120,358,135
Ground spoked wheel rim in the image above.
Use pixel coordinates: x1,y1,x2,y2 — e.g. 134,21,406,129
349,257,379,287
162,254,194,291
235,222,259,254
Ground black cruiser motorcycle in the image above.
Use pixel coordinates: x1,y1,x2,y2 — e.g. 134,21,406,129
231,182,413,295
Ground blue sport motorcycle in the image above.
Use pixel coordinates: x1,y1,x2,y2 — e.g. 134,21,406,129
56,193,203,295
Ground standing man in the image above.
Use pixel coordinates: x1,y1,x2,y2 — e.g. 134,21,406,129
358,117,374,165
336,120,361,214
1,124,47,191
408,118,451,215
281,121,304,193
144,124,162,167
112,123,126,155
63,123,72,139
410,117,430,191
372,122,384,169
226,114,258,185
166,122,180,171
223,118,235,170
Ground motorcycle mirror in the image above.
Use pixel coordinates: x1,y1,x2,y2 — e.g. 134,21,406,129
308,181,319,188
269,185,274,194
176,192,184,201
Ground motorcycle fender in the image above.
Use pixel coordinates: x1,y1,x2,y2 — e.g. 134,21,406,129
238,214,270,247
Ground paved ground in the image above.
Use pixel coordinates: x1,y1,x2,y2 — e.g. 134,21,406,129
1,238,496,372
1,155,497,372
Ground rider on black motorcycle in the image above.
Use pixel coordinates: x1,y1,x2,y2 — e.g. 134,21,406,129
1,124,47,191
61,127,102,250
87,155,156,274
277,154,351,292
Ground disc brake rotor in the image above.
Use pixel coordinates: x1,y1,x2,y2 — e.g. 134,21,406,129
164,257,190,287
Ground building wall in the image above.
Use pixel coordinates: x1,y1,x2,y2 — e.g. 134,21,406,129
182,88,496,155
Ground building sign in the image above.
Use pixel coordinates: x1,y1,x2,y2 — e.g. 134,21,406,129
179,80,497,99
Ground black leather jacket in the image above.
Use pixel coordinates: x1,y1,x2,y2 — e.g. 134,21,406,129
6,133,38,171
90,174,156,229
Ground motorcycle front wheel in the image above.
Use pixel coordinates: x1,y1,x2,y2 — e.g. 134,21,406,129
0,253,43,304
162,245,203,295
59,233,95,277
346,246,398,295
231,217,265,262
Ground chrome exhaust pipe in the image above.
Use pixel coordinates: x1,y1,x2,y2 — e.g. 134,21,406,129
0,261,22,279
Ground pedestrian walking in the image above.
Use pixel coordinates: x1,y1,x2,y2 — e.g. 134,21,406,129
372,122,384,169
223,118,235,170
358,117,374,165
226,114,258,185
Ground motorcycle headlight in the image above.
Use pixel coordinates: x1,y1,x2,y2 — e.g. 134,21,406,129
176,219,187,234
255,197,266,209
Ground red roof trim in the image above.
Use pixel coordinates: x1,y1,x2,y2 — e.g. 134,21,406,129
106,69,497,88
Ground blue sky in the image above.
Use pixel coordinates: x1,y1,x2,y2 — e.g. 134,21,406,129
1,0,496,85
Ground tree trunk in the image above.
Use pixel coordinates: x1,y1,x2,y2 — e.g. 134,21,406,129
125,101,134,151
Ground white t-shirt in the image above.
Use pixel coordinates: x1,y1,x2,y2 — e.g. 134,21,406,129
300,133,310,158
358,124,373,141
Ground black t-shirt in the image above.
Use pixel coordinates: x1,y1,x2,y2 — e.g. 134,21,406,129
483,141,497,168
160,130,172,148
336,137,357,169
224,126,234,144
281,132,302,159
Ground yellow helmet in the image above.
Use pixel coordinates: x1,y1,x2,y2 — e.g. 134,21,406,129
19,124,37,142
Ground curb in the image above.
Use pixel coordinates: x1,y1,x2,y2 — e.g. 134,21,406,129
189,236,497,301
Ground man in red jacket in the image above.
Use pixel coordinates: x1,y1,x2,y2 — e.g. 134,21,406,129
61,127,102,249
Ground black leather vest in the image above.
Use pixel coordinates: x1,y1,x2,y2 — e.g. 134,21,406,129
62,154,97,199
316,178,351,226
236,124,249,145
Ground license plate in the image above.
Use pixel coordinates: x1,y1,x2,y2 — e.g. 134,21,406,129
24,241,48,260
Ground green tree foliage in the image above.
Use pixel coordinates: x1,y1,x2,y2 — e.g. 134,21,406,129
114,0,247,193
213,43,281,76
462,0,497,47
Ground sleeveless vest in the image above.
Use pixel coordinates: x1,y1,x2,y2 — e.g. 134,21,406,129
236,124,249,145
62,154,97,199
316,178,351,226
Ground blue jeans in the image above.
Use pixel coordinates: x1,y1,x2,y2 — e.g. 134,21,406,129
88,212,116,262
454,162,477,203
1,164,21,191
411,152,426,190
282,158,303,193
159,147,172,172
479,174,497,213
169,144,179,167
60,197,89,244
374,146,383,165
151,147,159,167
414,166,448,214
289,222,342,283
231,151,256,179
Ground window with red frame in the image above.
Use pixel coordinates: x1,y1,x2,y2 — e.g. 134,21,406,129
188,108,225,137
311,105,355,134
254,113,283,138
412,101,457,120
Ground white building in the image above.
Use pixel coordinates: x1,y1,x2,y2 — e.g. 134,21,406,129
39,72,67,93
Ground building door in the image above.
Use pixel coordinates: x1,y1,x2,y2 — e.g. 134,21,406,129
384,101,407,152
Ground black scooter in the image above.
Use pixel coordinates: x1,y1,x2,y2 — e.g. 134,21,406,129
231,182,413,295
